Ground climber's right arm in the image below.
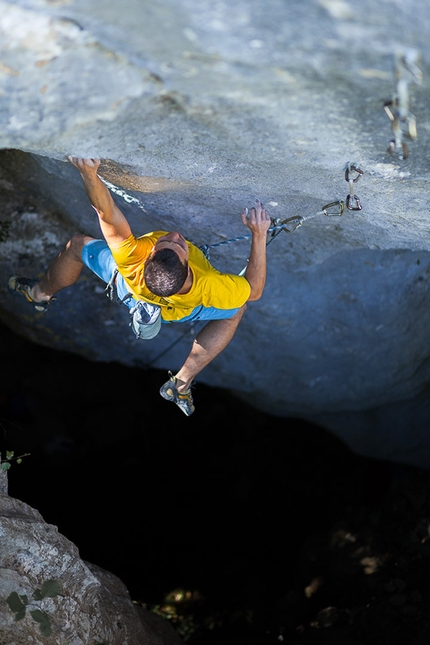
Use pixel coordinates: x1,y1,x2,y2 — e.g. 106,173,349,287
68,157,132,245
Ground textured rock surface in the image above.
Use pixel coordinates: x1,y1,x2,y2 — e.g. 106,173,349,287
0,490,183,644
1,0,430,465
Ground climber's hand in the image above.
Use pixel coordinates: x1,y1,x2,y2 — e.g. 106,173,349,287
68,157,101,175
241,199,271,237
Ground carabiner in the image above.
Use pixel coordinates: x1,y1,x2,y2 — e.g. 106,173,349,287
345,162,364,183
387,139,408,160
282,216,303,233
346,194,362,211
322,201,345,216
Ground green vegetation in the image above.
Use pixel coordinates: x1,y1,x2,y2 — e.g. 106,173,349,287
1,450,30,471
7,579,62,637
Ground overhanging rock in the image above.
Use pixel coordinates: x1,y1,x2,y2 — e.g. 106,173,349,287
1,0,430,467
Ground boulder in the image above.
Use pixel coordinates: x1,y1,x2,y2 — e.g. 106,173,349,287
1,0,430,466
0,482,183,645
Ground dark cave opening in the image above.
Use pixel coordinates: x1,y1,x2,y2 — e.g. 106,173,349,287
1,319,393,644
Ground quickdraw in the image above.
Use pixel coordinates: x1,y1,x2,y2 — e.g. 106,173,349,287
199,200,346,261
345,162,363,211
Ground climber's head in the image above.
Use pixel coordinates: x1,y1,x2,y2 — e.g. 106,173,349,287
144,232,189,297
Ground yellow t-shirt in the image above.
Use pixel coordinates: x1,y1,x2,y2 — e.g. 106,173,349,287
109,231,251,322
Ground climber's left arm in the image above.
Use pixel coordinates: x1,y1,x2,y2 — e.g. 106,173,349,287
242,199,271,301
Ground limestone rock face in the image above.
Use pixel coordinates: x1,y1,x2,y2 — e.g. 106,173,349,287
1,0,430,466
0,490,183,645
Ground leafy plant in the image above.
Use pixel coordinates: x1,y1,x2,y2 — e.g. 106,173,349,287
32,579,62,600
6,579,62,637
1,450,30,471
29,609,52,637
6,592,28,621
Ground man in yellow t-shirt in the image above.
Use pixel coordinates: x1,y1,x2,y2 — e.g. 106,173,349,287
8,157,271,416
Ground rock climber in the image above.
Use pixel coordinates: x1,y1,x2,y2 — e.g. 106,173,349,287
8,157,271,416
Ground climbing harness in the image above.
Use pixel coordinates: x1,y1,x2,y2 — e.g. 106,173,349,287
384,48,423,160
344,162,363,211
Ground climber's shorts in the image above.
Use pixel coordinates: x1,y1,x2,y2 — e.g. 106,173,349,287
82,239,133,305
82,239,162,340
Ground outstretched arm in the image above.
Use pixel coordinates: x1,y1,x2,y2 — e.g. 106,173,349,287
68,157,132,245
242,199,271,301
165,200,270,395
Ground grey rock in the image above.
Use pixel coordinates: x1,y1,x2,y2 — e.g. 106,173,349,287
1,0,430,466
0,491,183,644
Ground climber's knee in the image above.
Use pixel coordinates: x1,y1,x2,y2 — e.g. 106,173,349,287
66,233,95,260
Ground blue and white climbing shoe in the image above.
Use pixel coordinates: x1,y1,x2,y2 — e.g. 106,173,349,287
7,275,52,312
159,371,195,416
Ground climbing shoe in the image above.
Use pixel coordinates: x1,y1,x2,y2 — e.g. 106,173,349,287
7,275,52,312
159,371,195,416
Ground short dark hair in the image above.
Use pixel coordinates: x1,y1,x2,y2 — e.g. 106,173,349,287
144,248,188,297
